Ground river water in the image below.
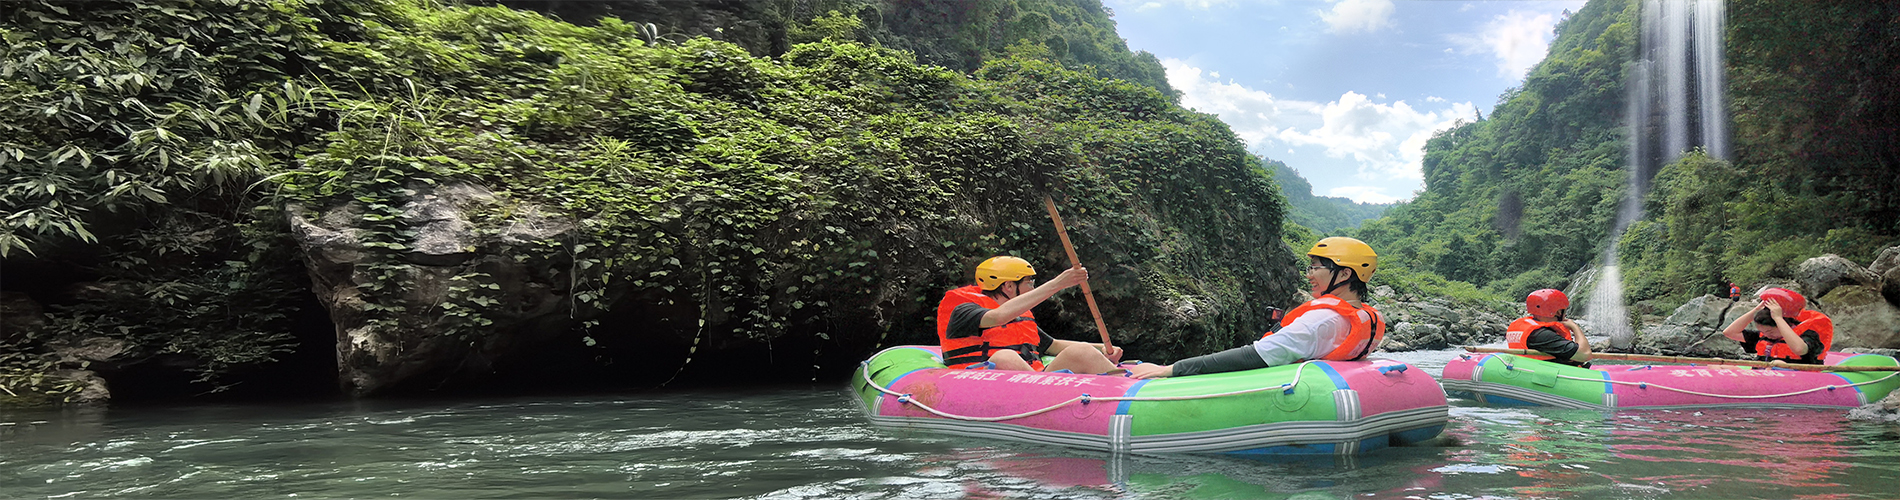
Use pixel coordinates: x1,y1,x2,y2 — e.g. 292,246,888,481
4,349,1898,499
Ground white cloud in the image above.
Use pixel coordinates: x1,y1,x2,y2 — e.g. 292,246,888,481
1321,0,1396,34
1274,91,1473,181
1163,59,1475,186
1327,186,1403,204
1450,10,1561,78
1426,96,1446,103
1116,0,1236,11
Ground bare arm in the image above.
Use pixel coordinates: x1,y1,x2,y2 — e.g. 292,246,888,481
1720,303,1765,342
979,266,1087,327
1764,301,1807,356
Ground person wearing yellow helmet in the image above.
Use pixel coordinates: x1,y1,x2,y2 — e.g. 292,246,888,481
1127,237,1388,379
935,256,1123,374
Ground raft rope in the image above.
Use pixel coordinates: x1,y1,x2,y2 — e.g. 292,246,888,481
858,361,1334,422
1490,356,1900,400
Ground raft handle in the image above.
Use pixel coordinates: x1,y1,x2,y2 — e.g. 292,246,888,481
1378,364,1409,375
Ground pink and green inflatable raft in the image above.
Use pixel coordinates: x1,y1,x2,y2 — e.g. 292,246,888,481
1441,351,1900,409
851,345,1449,455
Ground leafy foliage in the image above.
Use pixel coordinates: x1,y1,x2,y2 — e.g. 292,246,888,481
3,0,1298,400
494,0,1179,99
1353,0,1899,309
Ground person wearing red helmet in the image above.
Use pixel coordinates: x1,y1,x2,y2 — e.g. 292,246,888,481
1718,287,1835,365
935,256,1123,374
1504,289,1592,367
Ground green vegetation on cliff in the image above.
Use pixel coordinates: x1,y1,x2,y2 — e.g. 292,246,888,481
493,0,1178,99
2,0,1293,401
1350,0,1899,307
1350,0,1633,301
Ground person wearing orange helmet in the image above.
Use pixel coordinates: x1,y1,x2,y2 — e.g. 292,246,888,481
1126,237,1387,379
1504,289,1592,367
1718,287,1835,365
935,256,1123,374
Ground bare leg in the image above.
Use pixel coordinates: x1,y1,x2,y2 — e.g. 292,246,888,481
1044,347,1117,374
987,350,1034,371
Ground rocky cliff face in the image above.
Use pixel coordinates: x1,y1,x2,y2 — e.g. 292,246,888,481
290,182,578,396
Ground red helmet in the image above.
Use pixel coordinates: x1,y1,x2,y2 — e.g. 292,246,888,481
1759,287,1806,314
1526,289,1569,318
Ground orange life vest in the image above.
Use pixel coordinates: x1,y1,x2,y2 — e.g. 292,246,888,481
935,285,1045,370
1263,295,1385,361
1505,317,1574,360
1753,310,1834,364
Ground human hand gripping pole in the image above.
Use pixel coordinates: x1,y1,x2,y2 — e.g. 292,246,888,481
1044,194,1113,353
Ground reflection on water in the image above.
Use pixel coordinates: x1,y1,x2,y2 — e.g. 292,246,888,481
3,350,1899,499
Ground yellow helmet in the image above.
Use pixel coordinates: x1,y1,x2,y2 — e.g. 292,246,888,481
1308,237,1377,282
975,256,1037,290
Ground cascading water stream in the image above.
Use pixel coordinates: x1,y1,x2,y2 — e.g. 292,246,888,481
1594,0,1726,349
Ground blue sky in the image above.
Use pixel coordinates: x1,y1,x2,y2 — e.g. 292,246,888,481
1104,0,1589,203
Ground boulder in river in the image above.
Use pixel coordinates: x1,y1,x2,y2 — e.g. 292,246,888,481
1846,390,1900,424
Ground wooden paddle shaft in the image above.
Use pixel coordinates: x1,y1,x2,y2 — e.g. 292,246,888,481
1462,346,1900,372
1043,195,1112,351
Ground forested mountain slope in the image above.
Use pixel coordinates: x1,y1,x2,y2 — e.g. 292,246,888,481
1351,0,1899,305
1266,159,1393,234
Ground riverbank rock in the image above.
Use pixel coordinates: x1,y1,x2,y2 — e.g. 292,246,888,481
1846,391,1900,424
1819,285,1900,349
0,291,43,342
1795,254,1880,300
1870,246,1900,307
1628,294,1748,358
290,181,579,397
1372,290,1511,352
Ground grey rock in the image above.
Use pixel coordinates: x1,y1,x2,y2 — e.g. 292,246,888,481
0,291,43,342
1663,295,1739,329
1820,285,1900,350
1867,245,1900,277
1631,323,1746,359
50,369,111,404
50,337,126,365
1385,322,1448,351
1874,246,1900,308
1414,303,1460,323
1846,391,1900,424
1795,254,1880,299
290,181,581,397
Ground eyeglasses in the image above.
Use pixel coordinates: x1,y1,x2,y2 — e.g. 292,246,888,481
1306,265,1333,271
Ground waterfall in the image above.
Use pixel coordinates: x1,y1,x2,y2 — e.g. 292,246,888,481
1593,0,1726,349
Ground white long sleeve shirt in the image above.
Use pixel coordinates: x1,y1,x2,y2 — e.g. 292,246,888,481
1250,307,1363,366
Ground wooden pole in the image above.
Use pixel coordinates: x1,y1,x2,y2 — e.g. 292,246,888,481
1044,195,1112,351
1460,346,1900,372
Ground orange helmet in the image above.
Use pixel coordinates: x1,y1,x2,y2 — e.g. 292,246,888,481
1526,289,1569,317
974,256,1037,291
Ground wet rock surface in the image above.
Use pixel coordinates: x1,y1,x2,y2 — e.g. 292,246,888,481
1847,390,1900,424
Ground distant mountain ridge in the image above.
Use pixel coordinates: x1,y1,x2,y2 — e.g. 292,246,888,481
1265,158,1394,234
